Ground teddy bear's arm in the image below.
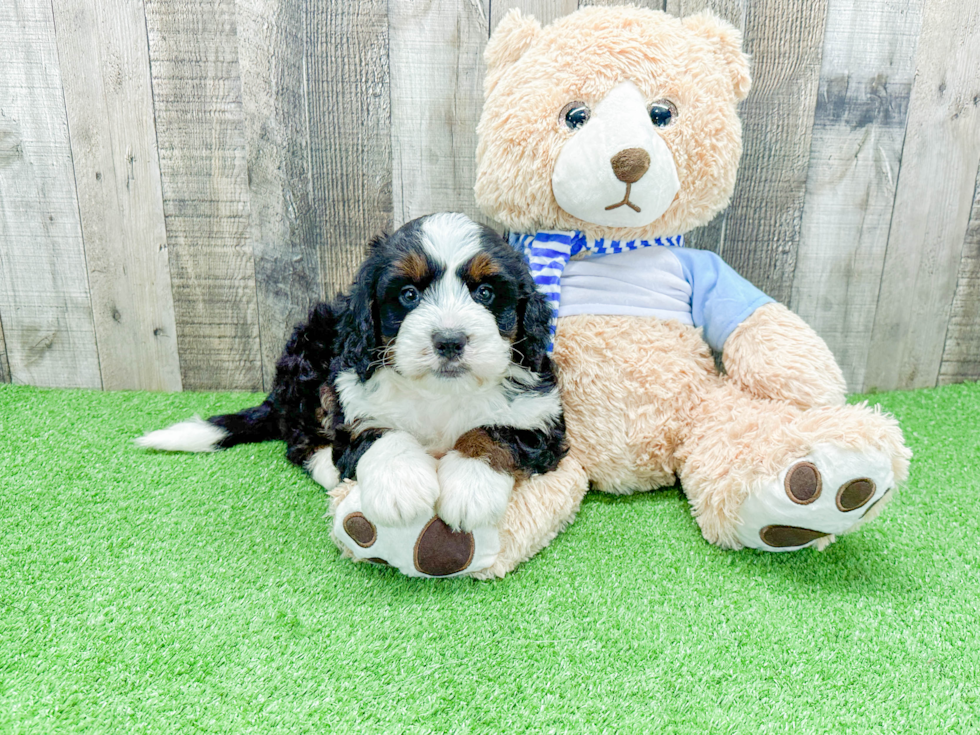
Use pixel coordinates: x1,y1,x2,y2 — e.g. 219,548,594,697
722,301,847,409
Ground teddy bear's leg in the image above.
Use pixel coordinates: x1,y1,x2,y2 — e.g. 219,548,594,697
326,456,588,578
676,382,911,550
470,456,589,580
553,314,719,495
723,302,848,409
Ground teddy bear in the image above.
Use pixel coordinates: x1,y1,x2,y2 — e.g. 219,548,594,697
327,5,911,579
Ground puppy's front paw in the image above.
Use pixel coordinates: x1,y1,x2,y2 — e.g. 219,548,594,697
357,433,439,526
436,451,515,532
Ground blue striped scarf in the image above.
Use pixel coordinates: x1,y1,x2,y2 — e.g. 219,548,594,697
510,230,685,352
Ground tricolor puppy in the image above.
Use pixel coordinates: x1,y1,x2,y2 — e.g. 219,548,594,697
137,213,565,531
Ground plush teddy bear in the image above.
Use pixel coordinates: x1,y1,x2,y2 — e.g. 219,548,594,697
329,5,911,578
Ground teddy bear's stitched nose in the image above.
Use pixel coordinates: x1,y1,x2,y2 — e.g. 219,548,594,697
610,148,651,184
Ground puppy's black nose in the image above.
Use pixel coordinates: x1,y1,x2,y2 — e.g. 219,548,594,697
433,330,467,360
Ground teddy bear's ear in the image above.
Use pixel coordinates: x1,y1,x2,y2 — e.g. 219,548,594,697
682,13,751,101
486,9,542,74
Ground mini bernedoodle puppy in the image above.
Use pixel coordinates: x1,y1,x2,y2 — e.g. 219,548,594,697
138,213,566,531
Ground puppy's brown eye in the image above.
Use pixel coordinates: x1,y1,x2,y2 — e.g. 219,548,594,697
648,99,677,127
399,285,420,309
560,101,591,130
474,284,494,305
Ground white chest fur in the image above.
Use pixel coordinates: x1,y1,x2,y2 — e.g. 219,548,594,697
333,367,561,453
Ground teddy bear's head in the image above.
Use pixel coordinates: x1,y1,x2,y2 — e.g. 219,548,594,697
475,6,750,241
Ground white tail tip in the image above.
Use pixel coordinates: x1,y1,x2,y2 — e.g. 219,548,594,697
135,417,229,453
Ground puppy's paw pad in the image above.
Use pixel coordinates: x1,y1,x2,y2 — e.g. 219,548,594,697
343,512,377,548
413,517,476,577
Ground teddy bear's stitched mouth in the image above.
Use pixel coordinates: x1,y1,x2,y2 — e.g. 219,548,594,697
604,183,642,213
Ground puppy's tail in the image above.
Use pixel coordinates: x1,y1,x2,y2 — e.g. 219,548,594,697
135,401,280,453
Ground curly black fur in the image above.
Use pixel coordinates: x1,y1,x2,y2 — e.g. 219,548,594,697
203,215,566,483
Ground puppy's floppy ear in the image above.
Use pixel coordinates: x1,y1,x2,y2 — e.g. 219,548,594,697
515,285,554,375
334,236,385,380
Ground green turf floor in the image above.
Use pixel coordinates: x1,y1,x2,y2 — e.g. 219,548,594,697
1,382,978,733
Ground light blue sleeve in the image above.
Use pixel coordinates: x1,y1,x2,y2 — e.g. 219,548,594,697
671,249,774,352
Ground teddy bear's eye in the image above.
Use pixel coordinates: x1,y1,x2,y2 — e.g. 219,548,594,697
648,99,677,127
560,101,591,130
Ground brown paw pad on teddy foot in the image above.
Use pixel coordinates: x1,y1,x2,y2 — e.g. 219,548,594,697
759,524,829,548
784,461,877,512
739,448,896,551
341,512,475,576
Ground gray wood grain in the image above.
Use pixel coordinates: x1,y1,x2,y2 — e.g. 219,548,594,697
789,0,923,393
0,0,101,388
144,0,263,391
390,0,489,227
307,0,391,301
665,1,745,254
237,0,324,390
717,0,828,304
582,0,663,9
491,0,577,27
865,0,980,391
52,0,182,392
939,164,980,385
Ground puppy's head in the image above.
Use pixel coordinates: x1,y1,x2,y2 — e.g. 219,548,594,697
338,213,552,384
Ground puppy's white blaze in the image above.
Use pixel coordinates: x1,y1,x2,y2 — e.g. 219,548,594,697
418,212,483,271
436,451,515,531
335,368,561,453
134,417,228,452
357,431,440,526
393,277,510,381
305,447,340,489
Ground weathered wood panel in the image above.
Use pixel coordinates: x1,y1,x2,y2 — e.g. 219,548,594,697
307,0,392,301
865,0,980,391
52,0,182,392
492,0,578,26
236,0,323,390
0,0,101,388
939,164,980,385
390,0,489,227
2,0,979,392
717,0,828,304
143,0,262,391
583,0,663,9
789,0,923,392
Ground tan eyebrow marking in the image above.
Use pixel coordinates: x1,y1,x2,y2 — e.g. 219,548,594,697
466,252,499,281
393,250,430,282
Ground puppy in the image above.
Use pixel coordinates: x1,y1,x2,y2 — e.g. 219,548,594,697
138,213,566,531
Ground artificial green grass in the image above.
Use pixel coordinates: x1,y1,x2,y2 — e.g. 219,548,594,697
1,382,978,734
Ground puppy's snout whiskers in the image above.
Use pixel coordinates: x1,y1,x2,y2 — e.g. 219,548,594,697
369,342,397,370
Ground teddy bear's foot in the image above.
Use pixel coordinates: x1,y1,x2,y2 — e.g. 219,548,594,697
329,481,501,578
735,444,896,551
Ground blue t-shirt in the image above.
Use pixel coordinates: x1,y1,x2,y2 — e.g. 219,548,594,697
512,231,772,352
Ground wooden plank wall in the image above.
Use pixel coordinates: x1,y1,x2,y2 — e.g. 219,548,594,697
0,0,978,393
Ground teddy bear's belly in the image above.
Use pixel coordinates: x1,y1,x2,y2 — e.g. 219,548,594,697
553,313,718,494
